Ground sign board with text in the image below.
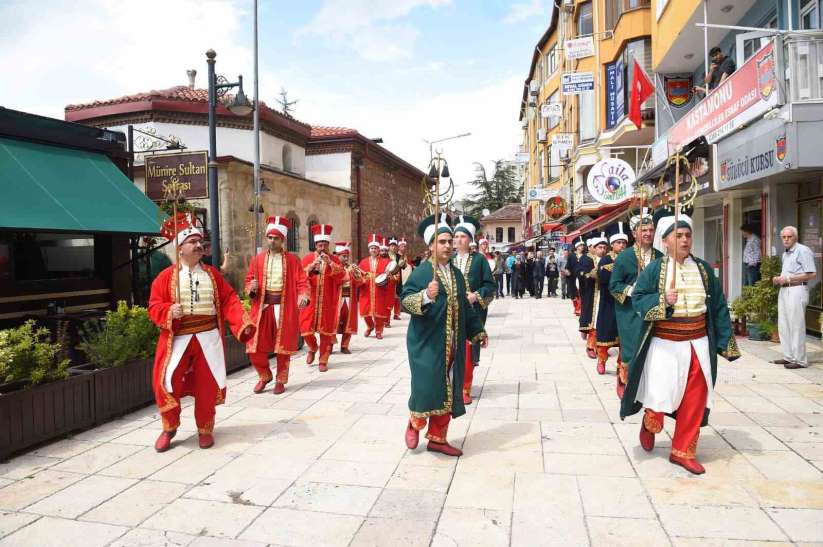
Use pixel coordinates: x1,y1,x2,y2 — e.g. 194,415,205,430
714,117,789,191
527,187,557,202
564,37,595,60
586,158,635,205
145,151,209,200
562,72,594,95
541,102,563,118
667,40,779,151
551,133,573,154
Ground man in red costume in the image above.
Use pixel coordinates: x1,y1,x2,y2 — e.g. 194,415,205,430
394,237,413,320
244,216,309,395
300,224,345,372
149,213,255,452
334,241,367,353
359,233,391,339
380,238,399,328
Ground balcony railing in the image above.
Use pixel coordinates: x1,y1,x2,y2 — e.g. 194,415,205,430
785,33,823,102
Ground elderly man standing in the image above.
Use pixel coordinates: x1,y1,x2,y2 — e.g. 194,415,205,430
773,226,817,369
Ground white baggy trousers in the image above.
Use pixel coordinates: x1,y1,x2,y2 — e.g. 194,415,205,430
778,285,808,367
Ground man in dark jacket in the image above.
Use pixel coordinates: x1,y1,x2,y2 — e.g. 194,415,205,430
532,251,546,298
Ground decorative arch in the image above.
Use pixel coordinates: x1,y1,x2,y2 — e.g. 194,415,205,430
306,214,319,252
286,210,300,253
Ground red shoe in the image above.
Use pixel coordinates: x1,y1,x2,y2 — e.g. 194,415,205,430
253,378,271,394
616,379,626,400
306,351,316,365
154,430,176,453
463,393,472,405
319,363,328,372
341,347,351,354
586,348,596,359
376,332,383,340
427,441,463,457
273,382,285,395
364,327,373,337
669,454,705,475
405,422,419,449
596,361,606,375
639,421,655,452
198,433,214,449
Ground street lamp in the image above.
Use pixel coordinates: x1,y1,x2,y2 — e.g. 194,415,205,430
206,48,252,267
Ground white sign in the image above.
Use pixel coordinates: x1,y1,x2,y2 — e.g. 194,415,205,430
527,187,555,202
551,133,573,154
586,158,636,205
541,103,563,118
564,37,595,60
562,72,594,95
515,152,529,163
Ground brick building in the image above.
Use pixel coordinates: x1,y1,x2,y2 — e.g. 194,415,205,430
306,127,426,259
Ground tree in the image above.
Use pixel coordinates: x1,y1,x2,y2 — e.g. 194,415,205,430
275,87,298,117
461,160,523,217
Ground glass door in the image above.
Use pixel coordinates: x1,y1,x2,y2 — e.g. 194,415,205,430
798,200,823,333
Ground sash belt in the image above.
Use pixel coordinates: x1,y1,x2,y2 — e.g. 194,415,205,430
654,315,706,341
342,286,351,298
264,292,282,305
177,314,218,335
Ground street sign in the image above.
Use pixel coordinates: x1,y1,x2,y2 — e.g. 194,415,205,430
586,158,635,205
564,37,595,60
145,151,209,201
561,72,594,95
551,133,573,154
541,103,562,118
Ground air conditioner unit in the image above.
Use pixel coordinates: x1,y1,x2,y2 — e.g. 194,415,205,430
521,120,529,129
559,150,570,162
529,80,539,96
537,128,547,143
528,97,537,107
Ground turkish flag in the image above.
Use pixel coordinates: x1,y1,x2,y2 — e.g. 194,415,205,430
629,59,654,130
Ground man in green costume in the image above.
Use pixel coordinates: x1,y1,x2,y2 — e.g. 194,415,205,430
620,213,740,474
402,213,488,457
608,208,662,399
452,215,496,405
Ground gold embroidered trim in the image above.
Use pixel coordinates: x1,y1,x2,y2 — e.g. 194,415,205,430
602,263,614,272
722,336,742,360
470,331,487,344
402,290,426,316
197,419,215,434
644,410,663,434
643,256,668,322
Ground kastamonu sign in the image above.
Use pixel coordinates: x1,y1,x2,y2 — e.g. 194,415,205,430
145,151,208,200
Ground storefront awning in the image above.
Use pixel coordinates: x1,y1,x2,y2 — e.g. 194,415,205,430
542,222,564,233
563,202,630,242
0,137,160,234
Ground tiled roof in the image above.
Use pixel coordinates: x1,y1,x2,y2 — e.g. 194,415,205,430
65,86,209,111
310,126,358,138
482,203,523,221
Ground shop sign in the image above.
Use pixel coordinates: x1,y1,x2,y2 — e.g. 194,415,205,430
586,158,635,205
146,151,209,200
546,196,568,219
527,187,556,201
564,37,595,60
714,118,789,191
562,72,594,95
551,133,573,154
667,40,779,150
541,102,563,118
606,59,625,128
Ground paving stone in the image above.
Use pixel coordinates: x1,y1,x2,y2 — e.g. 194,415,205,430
349,517,434,547
0,469,85,511
369,488,444,521
239,507,363,546
273,481,382,516
766,508,823,542
0,512,39,540
433,507,510,547
82,480,189,526
108,528,194,547
52,442,141,474
0,516,127,547
141,498,264,538
656,504,787,541
25,474,136,519
587,516,671,547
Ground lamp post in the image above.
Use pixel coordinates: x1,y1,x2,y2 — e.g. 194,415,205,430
206,48,253,267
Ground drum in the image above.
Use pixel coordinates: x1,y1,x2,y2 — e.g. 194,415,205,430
375,273,389,287
386,260,398,274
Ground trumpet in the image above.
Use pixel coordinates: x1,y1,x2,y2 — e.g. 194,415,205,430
348,263,368,280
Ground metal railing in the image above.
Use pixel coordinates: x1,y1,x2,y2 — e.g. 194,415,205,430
785,33,823,102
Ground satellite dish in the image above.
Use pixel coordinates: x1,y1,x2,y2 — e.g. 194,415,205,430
482,208,491,217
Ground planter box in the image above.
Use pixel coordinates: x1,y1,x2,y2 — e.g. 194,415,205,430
225,335,250,374
77,358,154,425
0,372,94,461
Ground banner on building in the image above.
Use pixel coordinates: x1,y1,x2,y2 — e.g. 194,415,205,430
606,58,625,128
527,187,557,202
541,102,563,118
145,151,209,201
562,72,594,95
586,158,635,205
564,37,595,60
551,133,573,154
664,75,693,108
667,39,779,150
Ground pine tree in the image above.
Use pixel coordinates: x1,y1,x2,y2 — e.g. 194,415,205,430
275,87,298,117
461,160,523,217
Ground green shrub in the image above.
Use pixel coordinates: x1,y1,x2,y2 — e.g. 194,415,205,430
77,301,159,368
0,320,70,385
730,256,781,324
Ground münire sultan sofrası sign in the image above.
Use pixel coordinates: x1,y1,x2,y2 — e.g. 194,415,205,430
145,151,209,200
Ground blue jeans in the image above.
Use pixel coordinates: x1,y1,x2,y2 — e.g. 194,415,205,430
744,263,761,286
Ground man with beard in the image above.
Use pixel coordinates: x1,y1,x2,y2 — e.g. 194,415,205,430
452,215,496,405
609,208,661,398
402,213,487,456
244,216,309,395
334,241,366,354
150,214,255,452
301,224,346,372
359,234,392,339
594,223,628,376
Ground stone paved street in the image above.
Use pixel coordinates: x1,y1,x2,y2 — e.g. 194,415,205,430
1,296,822,546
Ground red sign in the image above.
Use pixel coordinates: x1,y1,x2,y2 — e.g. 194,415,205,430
668,41,779,151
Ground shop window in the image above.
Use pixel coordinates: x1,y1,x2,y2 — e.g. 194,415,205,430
578,2,593,35
508,227,516,242
496,227,504,242
10,232,96,282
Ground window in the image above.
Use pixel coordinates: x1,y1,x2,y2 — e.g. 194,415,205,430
743,14,777,61
307,219,318,251
537,59,544,85
547,44,558,76
547,90,560,129
496,227,504,242
801,0,819,30
578,91,596,141
549,145,560,180
287,215,300,253
605,38,651,127
508,227,516,242
8,232,96,282
282,144,293,173
537,148,544,186
578,2,593,36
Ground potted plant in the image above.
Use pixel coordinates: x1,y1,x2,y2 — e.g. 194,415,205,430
76,301,160,423
0,321,93,460
731,257,780,341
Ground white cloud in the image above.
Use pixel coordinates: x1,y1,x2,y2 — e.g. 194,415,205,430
504,0,546,24
296,0,452,62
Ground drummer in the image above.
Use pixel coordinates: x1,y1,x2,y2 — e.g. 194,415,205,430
380,239,400,328
358,234,392,339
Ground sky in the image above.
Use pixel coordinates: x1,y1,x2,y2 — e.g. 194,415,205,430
0,0,553,199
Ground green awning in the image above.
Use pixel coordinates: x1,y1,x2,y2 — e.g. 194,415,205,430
0,137,160,234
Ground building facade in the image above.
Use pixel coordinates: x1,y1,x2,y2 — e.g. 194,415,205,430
481,204,525,252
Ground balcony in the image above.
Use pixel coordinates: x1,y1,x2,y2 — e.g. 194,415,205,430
785,33,823,102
